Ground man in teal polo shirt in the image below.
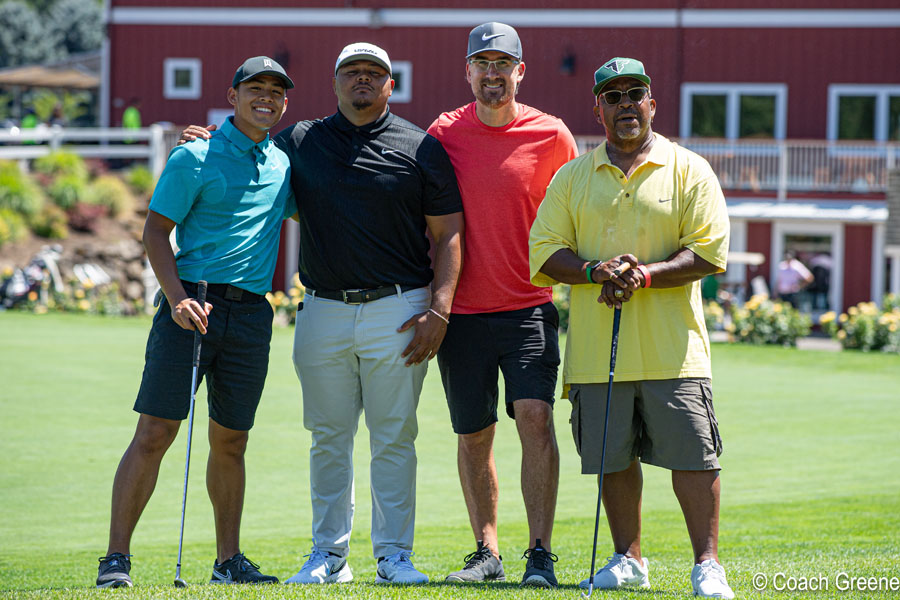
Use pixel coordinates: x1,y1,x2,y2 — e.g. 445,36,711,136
96,56,296,588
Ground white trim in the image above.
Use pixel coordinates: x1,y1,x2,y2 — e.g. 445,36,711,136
772,221,844,313
100,0,111,127
727,198,887,223
873,223,885,306
827,84,900,142
680,83,787,140
164,58,202,100
887,244,900,295
725,218,748,285
108,7,900,28
390,61,413,104
284,220,298,292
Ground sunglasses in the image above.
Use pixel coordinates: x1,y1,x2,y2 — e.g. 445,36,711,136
468,58,520,73
597,87,650,105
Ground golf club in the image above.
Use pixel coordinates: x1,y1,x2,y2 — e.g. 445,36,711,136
173,280,207,589
582,263,629,599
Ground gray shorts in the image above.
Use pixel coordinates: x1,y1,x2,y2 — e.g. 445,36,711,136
569,378,722,474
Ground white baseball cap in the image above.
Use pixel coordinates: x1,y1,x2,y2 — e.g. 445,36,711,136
334,42,392,75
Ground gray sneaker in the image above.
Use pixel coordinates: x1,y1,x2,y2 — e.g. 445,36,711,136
96,553,132,588
210,552,278,584
521,539,558,588
445,542,506,582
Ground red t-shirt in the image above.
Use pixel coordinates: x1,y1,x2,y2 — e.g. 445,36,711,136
428,102,578,314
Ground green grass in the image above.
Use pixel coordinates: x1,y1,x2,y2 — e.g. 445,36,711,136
1,311,899,599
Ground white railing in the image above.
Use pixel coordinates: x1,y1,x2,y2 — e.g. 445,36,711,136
575,136,900,198
0,125,178,179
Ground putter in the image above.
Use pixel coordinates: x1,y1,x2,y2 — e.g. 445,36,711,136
173,280,207,589
583,263,629,599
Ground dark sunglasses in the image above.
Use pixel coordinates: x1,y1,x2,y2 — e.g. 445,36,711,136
598,87,649,105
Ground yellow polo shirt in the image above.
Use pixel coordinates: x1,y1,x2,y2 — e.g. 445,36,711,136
529,133,729,395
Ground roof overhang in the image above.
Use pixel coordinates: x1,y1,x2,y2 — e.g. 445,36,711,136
727,198,887,223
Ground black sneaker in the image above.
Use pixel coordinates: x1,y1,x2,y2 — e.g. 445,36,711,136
210,552,278,584
96,553,132,588
445,541,506,582
521,539,558,588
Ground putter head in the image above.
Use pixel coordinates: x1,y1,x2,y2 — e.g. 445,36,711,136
173,577,187,588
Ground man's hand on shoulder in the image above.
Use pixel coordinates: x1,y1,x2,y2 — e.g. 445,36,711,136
177,123,217,146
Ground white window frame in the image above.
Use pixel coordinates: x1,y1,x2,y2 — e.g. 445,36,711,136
827,84,900,141
164,58,202,100
390,60,412,104
680,83,787,140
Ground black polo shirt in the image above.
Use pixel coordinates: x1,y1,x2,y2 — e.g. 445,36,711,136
274,109,462,291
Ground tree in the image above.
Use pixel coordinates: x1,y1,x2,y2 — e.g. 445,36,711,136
0,1,62,68
48,0,102,56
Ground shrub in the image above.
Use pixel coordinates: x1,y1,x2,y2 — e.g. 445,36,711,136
0,160,45,218
727,295,811,346
552,284,570,332
86,174,134,218
47,173,88,210
33,151,88,181
820,301,900,353
0,208,28,248
266,272,305,326
704,300,725,332
66,202,107,233
28,203,68,239
884,293,900,312
126,165,155,196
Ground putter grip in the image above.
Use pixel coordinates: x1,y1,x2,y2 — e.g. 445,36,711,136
192,280,207,366
609,307,622,374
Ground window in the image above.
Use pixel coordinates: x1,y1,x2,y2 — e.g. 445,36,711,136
164,58,202,100
680,84,787,139
828,85,900,141
390,60,412,104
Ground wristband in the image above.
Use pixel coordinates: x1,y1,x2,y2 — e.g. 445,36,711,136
637,264,651,288
585,261,601,284
428,308,450,324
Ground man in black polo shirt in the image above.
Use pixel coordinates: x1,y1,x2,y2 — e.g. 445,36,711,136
181,42,464,585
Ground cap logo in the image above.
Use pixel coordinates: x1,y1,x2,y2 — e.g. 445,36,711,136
604,59,627,74
481,32,504,41
263,58,272,68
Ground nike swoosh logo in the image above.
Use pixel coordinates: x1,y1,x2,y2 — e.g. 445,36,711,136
329,560,347,575
482,33,504,41
381,148,399,154
659,198,672,203
212,569,233,583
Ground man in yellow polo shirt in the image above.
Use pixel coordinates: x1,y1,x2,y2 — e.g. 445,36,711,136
529,57,733,599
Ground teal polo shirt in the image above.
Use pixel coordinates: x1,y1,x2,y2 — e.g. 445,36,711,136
149,116,296,294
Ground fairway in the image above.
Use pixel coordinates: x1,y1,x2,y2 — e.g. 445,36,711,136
1,311,898,599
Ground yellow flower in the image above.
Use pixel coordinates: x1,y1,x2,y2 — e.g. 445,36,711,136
837,330,847,339
74,289,85,299
819,311,836,324
848,306,858,316
78,299,91,311
27,291,38,301
773,303,783,313
839,313,849,323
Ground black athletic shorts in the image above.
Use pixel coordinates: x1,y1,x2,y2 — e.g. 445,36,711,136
133,281,273,431
437,302,560,435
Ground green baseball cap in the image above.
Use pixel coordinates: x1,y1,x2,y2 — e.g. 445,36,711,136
592,57,651,96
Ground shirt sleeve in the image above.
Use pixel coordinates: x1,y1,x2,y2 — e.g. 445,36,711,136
421,135,463,216
529,165,577,287
679,157,730,272
554,122,579,166
148,145,203,224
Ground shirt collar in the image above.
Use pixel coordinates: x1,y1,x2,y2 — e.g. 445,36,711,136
221,116,272,160
592,132,669,172
332,107,394,134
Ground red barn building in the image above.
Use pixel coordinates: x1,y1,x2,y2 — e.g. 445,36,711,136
103,1,900,311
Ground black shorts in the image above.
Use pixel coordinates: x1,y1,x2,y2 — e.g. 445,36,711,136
437,302,560,435
133,281,273,431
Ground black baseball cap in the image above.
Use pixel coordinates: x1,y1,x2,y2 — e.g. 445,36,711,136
232,56,294,90
466,22,522,60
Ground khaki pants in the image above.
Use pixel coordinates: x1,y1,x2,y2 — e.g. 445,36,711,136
292,286,430,559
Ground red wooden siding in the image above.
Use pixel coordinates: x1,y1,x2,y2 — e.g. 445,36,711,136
745,221,772,291
842,224,873,310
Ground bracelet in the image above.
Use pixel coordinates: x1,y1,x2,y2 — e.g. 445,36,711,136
585,261,601,284
428,308,450,324
637,264,651,288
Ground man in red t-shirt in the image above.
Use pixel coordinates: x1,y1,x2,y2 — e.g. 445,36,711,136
427,22,578,588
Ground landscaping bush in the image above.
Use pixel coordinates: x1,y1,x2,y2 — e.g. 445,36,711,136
126,165,156,196
704,299,725,332
0,208,28,248
552,284,570,331
0,160,45,218
32,150,88,180
47,173,88,210
727,294,811,346
884,293,900,312
65,201,107,233
820,300,900,353
267,272,305,326
86,174,135,218
28,203,68,239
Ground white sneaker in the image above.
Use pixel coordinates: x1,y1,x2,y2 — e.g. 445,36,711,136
285,547,352,584
691,559,734,599
579,553,650,590
375,551,428,584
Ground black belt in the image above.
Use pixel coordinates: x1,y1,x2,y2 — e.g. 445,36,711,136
186,282,264,304
311,284,415,305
